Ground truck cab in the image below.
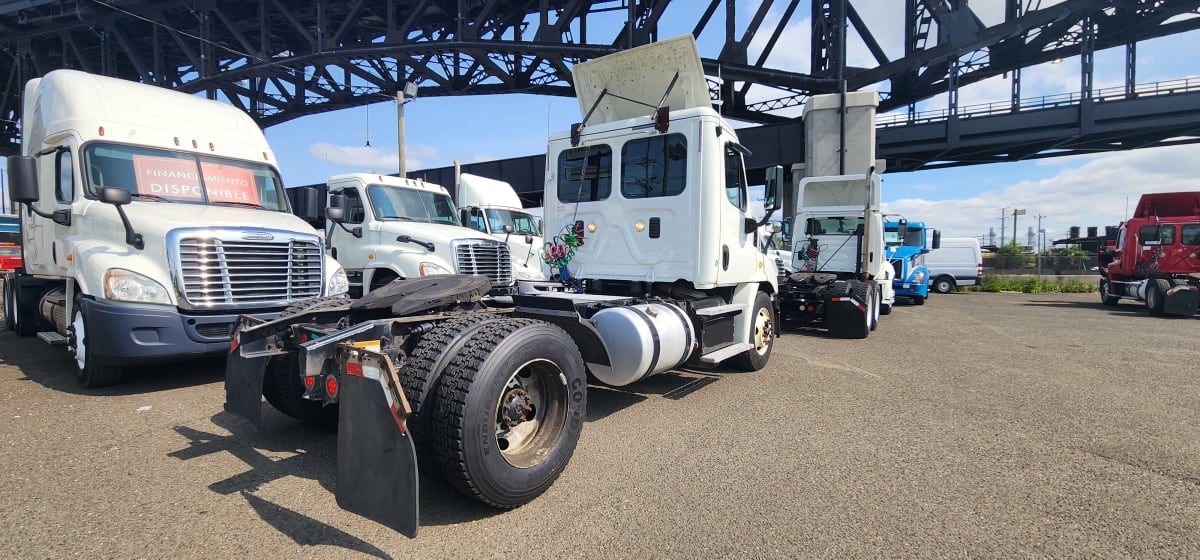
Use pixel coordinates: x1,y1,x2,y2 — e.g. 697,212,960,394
324,173,514,298
1099,191,1200,315
884,219,940,303
4,69,348,387
456,172,548,284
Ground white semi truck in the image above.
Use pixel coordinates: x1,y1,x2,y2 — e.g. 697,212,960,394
224,35,780,537
456,172,548,283
322,173,515,298
3,69,349,387
777,92,895,338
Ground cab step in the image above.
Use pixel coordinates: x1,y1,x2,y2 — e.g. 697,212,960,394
699,342,752,363
37,331,68,345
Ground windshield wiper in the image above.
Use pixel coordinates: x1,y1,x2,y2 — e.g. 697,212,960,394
129,193,174,202
214,201,263,209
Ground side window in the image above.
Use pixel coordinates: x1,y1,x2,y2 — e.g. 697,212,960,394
1182,225,1200,246
1138,225,1174,245
56,150,75,203
620,134,687,198
724,144,747,210
467,208,487,232
340,189,365,224
557,145,612,203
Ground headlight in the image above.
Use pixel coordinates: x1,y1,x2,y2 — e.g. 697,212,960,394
419,262,452,276
515,267,546,281
104,268,172,305
912,270,926,284
327,266,349,296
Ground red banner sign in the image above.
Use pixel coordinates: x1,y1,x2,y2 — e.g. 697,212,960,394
130,156,259,205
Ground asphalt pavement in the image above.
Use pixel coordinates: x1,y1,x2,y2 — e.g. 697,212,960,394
0,291,1197,558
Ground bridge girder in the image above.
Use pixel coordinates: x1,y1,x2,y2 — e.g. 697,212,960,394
2,0,1199,160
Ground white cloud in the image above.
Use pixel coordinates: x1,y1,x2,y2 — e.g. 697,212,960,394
881,144,1200,241
307,142,438,174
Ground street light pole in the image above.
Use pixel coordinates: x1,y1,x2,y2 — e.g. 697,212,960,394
397,81,419,178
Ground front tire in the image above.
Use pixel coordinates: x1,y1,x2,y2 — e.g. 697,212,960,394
432,319,586,508
733,291,774,371
71,297,123,388
912,294,926,306
1099,278,1119,306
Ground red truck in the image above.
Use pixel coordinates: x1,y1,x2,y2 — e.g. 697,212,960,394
1098,191,1200,316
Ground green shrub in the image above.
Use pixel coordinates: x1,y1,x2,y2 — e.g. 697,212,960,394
968,274,1096,294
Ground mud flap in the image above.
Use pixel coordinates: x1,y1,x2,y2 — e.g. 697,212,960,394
1163,285,1200,316
335,346,419,538
224,352,269,428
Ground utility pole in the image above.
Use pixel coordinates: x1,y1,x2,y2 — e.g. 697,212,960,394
1000,207,1008,247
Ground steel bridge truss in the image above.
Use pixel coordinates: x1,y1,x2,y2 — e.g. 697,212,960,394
2,0,1199,158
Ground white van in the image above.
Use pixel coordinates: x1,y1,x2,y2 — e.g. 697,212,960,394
925,237,983,293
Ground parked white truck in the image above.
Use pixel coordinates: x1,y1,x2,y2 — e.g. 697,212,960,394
323,173,514,298
3,69,349,387
224,35,780,537
778,92,895,338
456,172,548,283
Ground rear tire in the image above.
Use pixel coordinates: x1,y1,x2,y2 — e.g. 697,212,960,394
402,313,505,451
262,354,338,430
932,276,955,294
71,297,123,388
3,278,14,331
11,279,39,336
1099,278,1119,306
732,291,774,371
432,319,586,508
1145,279,1169,316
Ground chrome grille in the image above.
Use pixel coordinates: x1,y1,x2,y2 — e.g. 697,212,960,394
170,228,324,309
453,239,513,287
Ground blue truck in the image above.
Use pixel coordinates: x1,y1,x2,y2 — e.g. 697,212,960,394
884,219,940,304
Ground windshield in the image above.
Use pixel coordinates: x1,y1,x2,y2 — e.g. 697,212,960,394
82,143,288,211
884,227,924,247
366,184,460,225
485,208,540,236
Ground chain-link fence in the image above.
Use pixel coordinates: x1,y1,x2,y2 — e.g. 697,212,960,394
986,254,1097,273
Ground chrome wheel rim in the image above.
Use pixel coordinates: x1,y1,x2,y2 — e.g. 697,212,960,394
752,305,773,355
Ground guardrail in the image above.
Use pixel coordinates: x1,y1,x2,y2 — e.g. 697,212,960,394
877,77,1200,128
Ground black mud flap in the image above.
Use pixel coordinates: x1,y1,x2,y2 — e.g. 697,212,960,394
1163,285,1200,316
335,347,419,538
224,352,269,428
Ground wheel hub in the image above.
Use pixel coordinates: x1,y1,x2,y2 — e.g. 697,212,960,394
499,387,533,428
753,308,773,353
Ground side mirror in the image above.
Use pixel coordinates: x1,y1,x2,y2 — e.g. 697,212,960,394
768,222,782,234
99,187,131,205
328,193,346,209
525,234,534,245
503,225,514,234
7,155,39,204
896,218,908,240
763,165,782,212
326,207,346,223
781,218,792,238
805,218,819,236
291,186,321,222
653,107,670,134
931,230,942,250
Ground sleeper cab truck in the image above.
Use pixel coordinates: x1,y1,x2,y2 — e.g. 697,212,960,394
3,69,348,387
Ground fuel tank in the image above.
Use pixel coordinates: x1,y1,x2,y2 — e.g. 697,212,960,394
589,302,695,386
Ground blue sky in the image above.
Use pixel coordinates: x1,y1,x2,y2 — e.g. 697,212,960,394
5,2,1197,244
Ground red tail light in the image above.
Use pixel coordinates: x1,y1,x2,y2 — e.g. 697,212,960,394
325,375,339,398
303,376,315,390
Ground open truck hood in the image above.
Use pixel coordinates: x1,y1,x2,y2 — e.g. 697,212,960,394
571,34,711,125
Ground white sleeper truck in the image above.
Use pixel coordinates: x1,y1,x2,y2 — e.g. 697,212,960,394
456,172,548,284
3,69,349,387
323,173,514,298
223,35,780,537
777,92,894,338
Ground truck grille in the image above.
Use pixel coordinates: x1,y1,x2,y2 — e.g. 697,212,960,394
169,228,324,309
453,239,513,287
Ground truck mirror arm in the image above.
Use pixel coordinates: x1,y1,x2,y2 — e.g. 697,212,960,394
112,204,144,250
334,221,363,238
21,202,72,227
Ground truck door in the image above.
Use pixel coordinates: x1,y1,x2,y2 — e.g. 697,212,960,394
328,186,374,292
716,143,760,284
23,145,77,277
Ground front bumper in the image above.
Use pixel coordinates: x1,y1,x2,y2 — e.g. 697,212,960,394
82,298,279,365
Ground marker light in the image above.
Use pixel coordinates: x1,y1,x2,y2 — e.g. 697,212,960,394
587,222,597,233
98,126,106,137
634,220,646,232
